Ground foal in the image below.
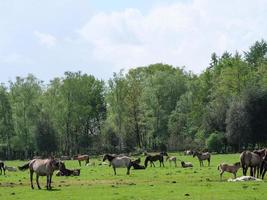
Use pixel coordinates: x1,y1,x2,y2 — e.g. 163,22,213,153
144,152,168,168
218,162,241,180
0,161,5,175
193,151,211,167
166,156,177,167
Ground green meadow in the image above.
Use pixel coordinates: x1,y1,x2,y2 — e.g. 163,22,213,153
0,154,266,200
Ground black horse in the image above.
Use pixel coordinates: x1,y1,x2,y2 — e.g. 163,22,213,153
144,152,168,168
0,160,5,175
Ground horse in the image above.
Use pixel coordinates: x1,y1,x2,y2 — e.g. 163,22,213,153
184,150,194,156
240,151,262,178
181,161,193,168
18,158,62,190
193,151,211,167
144,152,168,168
73,154,89,166
0,160,5,175
166,156,177,167
103,154,132,175
131,158,145,169
56,162,80,176
260,153,267,179
217,162,241,181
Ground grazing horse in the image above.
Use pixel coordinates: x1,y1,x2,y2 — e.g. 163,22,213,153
217,162,241,180
193,151,211,167
103,154,132,175
240,151,262,178
0,161,5,175
18,158,62,190
73,154,89,166
166,156,177,167
144,152,168,168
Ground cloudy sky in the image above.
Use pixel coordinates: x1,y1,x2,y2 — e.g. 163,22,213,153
0,0,266,83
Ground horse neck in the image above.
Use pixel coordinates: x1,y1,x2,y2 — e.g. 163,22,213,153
106,155,115,162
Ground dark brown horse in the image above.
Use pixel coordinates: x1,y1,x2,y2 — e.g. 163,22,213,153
56,162,80,176
193,151,211,167
73,154,89,166
144,152,168,168
18,158,62,190
260,153,267,179
240,151,262,177
0,160,5,175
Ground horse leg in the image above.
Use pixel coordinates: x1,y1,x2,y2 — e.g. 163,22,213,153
208,158,210,167
46,175,49,190
113,166,116,175
49,175,53,189
127,166,130,175
30,170,34,189
262,169,266,179
36,174,41,189
233,172,236,179
220,171,224,181
250,167,254,177
78,160,81,167
162,160,164,167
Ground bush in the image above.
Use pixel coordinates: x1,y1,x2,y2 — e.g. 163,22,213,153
206,132,224,153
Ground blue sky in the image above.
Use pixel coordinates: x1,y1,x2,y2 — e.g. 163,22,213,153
0,0,266,84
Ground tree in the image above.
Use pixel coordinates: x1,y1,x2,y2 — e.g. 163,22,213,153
35,114,57,155
0,85,14,158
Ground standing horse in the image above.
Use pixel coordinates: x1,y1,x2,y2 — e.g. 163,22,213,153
193,151,211,167
260,154,267,179
103,154,132,175
18,158,62,190
144,152,168,168
73,154,89,166
240,151,262,177
166,156,177,167
0,161,5,175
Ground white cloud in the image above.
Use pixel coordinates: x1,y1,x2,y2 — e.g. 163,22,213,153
34,31,57,47
78,0,267,73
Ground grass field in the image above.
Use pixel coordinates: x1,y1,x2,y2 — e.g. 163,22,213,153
0,153,266,200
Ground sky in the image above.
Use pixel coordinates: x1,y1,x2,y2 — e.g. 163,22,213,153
0,0,267,84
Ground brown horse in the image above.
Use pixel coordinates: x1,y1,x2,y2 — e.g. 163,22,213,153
18,158,62,190
218,162,241,180
193,151,211,167
260,154,267,179
73,154,89,166
0,160,5,175
240,151,262,177
144,152,168,168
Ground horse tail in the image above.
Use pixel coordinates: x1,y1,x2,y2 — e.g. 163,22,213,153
18,162,30,171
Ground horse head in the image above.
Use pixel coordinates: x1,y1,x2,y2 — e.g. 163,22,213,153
160,152,168,156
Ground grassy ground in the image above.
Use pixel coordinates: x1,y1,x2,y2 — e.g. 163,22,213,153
0,153,266,200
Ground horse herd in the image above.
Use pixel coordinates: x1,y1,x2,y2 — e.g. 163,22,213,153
0,149,267,190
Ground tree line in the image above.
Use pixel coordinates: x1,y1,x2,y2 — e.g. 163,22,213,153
0,40,267,159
